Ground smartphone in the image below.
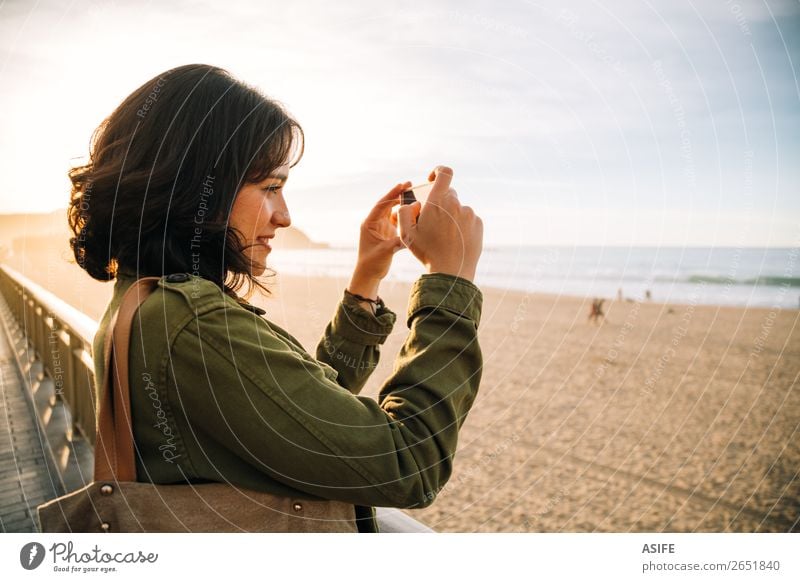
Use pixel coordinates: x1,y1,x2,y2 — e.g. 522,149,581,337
392,182,433,228
401,182,434,206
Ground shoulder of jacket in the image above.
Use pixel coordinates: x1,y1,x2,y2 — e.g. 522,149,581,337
154,273,232,314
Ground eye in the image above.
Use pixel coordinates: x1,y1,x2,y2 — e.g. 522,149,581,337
262,184,282,195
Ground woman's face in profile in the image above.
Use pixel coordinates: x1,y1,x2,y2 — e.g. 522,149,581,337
229,163,291,276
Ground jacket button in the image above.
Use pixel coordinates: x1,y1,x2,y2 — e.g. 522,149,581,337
100,485,114,496
166,273,190,283
292,502,303,512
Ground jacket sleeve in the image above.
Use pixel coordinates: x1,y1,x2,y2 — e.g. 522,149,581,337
314,291,397,395
169,273,482,509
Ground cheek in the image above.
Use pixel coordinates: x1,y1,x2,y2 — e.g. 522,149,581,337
230,193,265,237
229,205,246,236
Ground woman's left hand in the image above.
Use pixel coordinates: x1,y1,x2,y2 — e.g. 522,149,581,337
349,182,411,296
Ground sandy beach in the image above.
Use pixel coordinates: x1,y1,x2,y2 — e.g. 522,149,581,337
6,255,799,532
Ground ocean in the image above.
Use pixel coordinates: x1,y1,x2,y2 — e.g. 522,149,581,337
269,246,800,309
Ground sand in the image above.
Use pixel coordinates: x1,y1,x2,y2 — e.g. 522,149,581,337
5,255,799,532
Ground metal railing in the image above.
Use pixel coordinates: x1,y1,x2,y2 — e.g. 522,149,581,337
0,264,99,444
0,263,432,532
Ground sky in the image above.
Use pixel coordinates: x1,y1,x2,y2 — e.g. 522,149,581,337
0,0,798,247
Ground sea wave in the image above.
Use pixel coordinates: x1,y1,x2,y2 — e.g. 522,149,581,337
685,275,800,287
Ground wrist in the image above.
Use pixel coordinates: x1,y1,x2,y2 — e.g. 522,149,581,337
344,288,385,316
348,271,382,301
426,264,476,282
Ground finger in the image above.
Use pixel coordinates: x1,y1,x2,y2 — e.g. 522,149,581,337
397,200,421,246
365,182,411,222
388,235,404,253
425,165,454,205
390,187,416,226
401,196,422,222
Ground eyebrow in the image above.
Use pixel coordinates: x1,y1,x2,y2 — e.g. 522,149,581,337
269,173,288,183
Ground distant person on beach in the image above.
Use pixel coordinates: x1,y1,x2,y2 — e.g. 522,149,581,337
617,288,623,301
588,298,605,324
66,64,484,532
645,289,652,301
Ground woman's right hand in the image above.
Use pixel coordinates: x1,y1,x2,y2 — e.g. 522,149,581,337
397,166,483,282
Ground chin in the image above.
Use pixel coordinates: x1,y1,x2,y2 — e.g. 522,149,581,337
247,251,269,277
253,259,270,276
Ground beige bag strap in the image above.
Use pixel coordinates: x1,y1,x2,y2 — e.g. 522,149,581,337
94,277,161,482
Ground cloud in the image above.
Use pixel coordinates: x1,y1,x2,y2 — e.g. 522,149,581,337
0,0,796,246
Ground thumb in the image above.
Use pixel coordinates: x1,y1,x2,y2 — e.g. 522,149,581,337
397,200,421,246
426,165,454,204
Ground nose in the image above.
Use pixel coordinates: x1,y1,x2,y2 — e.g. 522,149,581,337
273,210,291,227
271,199,291,228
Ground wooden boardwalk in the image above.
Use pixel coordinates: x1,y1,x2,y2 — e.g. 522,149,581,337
0,296,62,532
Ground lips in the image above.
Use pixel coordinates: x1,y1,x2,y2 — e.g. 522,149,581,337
256,235,274,250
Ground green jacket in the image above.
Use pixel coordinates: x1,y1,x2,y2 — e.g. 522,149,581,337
92,272,483,532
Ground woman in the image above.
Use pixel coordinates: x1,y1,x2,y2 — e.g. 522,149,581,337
68,64,484,532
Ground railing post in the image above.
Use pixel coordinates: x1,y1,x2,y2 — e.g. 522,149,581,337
24,295,36,374
62,329,77,417
35,304,45,372
73,340,97,444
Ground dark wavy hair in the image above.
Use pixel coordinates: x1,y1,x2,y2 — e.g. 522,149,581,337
67,64,304,297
